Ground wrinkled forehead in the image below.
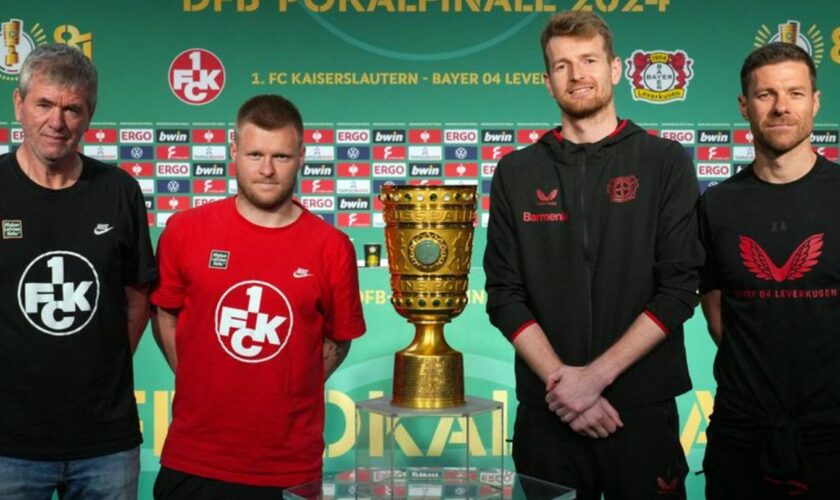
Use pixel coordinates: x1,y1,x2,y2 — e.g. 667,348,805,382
23,71,95,110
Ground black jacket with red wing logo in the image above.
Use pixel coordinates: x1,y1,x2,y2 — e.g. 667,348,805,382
484,119,702,410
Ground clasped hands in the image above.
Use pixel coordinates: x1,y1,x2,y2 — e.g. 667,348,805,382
545,365,623,439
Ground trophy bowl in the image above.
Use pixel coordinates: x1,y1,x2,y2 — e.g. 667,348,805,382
379,185,477,409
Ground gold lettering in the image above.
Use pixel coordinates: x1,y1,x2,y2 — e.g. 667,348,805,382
154,391,173,456
367,390,385,456
595,0,618,12
367,0,395,11
304,0,334,12
432,0,445,11
572,0,591,11
393,421,424,456
649,53,669,63
492,390,509,456
621,0,642,12
468,289,486,304
325,390,356,457
340,0,366,12
53,25,93,60
427,417,454,456
135,390,146,433
832,27,840,64
679,390,713,455
214,0,234,11
184,0,211,11
427,417,487,456
483,0,511,12
463,0,481,11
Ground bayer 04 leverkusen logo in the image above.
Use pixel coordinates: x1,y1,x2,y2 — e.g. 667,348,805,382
168,48,225,105
625,50,694,104
214,280,294,363
17,251,100,336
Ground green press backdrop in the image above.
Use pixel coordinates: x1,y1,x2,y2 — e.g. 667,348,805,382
1,1,839,497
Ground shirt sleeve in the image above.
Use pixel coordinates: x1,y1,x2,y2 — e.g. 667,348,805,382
150,213,187,310
483,159,536,341
122,178,157,286
643,143,704,333
323,232,366,341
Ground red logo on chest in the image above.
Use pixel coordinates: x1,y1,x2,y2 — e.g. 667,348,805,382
536,188,558,204
739,233,824,282
607,175,639,203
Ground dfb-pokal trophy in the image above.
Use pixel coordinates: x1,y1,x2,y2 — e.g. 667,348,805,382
379,185,477,409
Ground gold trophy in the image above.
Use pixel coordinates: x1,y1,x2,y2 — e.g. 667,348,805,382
380,185,477,409
778,20,799,45
3,19,21,68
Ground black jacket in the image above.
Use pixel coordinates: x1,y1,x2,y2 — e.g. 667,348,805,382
484,120,702,409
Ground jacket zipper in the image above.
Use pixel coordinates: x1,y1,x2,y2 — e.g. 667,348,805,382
578,153,593,361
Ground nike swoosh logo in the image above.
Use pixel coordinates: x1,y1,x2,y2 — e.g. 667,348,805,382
293,269,312,278
94,225,114,236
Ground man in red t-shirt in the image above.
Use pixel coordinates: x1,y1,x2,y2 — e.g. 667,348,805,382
150,95,366,499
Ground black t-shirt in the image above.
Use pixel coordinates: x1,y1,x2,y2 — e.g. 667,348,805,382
0,152,156,460
699,155,840,453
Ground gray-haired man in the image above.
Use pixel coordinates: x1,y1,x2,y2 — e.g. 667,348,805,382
0,44,155,499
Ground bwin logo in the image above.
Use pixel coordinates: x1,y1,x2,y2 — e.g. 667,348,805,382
18,251,100,336
215,281,293,363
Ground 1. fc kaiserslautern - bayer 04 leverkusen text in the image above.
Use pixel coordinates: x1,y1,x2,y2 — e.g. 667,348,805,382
251,72,544,86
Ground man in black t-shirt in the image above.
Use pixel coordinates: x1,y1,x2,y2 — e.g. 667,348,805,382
0,44,155,499
700,43,840,499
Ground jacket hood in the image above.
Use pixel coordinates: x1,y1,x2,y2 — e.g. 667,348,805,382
538,118,646,154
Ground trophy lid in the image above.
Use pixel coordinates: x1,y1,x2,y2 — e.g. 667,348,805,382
378,184,477,206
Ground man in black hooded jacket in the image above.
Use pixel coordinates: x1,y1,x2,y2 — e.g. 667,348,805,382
484,11,702,500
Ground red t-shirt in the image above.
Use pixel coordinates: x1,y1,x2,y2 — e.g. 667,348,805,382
151,197,366,487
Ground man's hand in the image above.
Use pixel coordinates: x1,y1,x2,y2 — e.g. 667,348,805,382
568,397,623,438
545,364,610,422
324,338,351,380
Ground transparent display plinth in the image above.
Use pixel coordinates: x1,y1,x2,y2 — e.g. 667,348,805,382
284,472,576,499
285,396,575,498
353,396,504,499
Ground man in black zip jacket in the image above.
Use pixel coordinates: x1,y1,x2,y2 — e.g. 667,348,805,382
484,11,702,500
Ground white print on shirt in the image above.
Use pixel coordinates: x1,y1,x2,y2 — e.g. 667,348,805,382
93,223,115,235
18,251,100,336
214,280,294,363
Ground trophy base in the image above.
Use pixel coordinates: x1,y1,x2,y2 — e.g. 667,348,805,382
392,350,465,409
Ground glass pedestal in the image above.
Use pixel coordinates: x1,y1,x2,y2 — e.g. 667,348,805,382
283,472,576,499
352,396,504,498
284,396,575,498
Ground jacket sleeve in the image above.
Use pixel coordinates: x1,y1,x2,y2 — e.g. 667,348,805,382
643,143,704,333
483,160,536,341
